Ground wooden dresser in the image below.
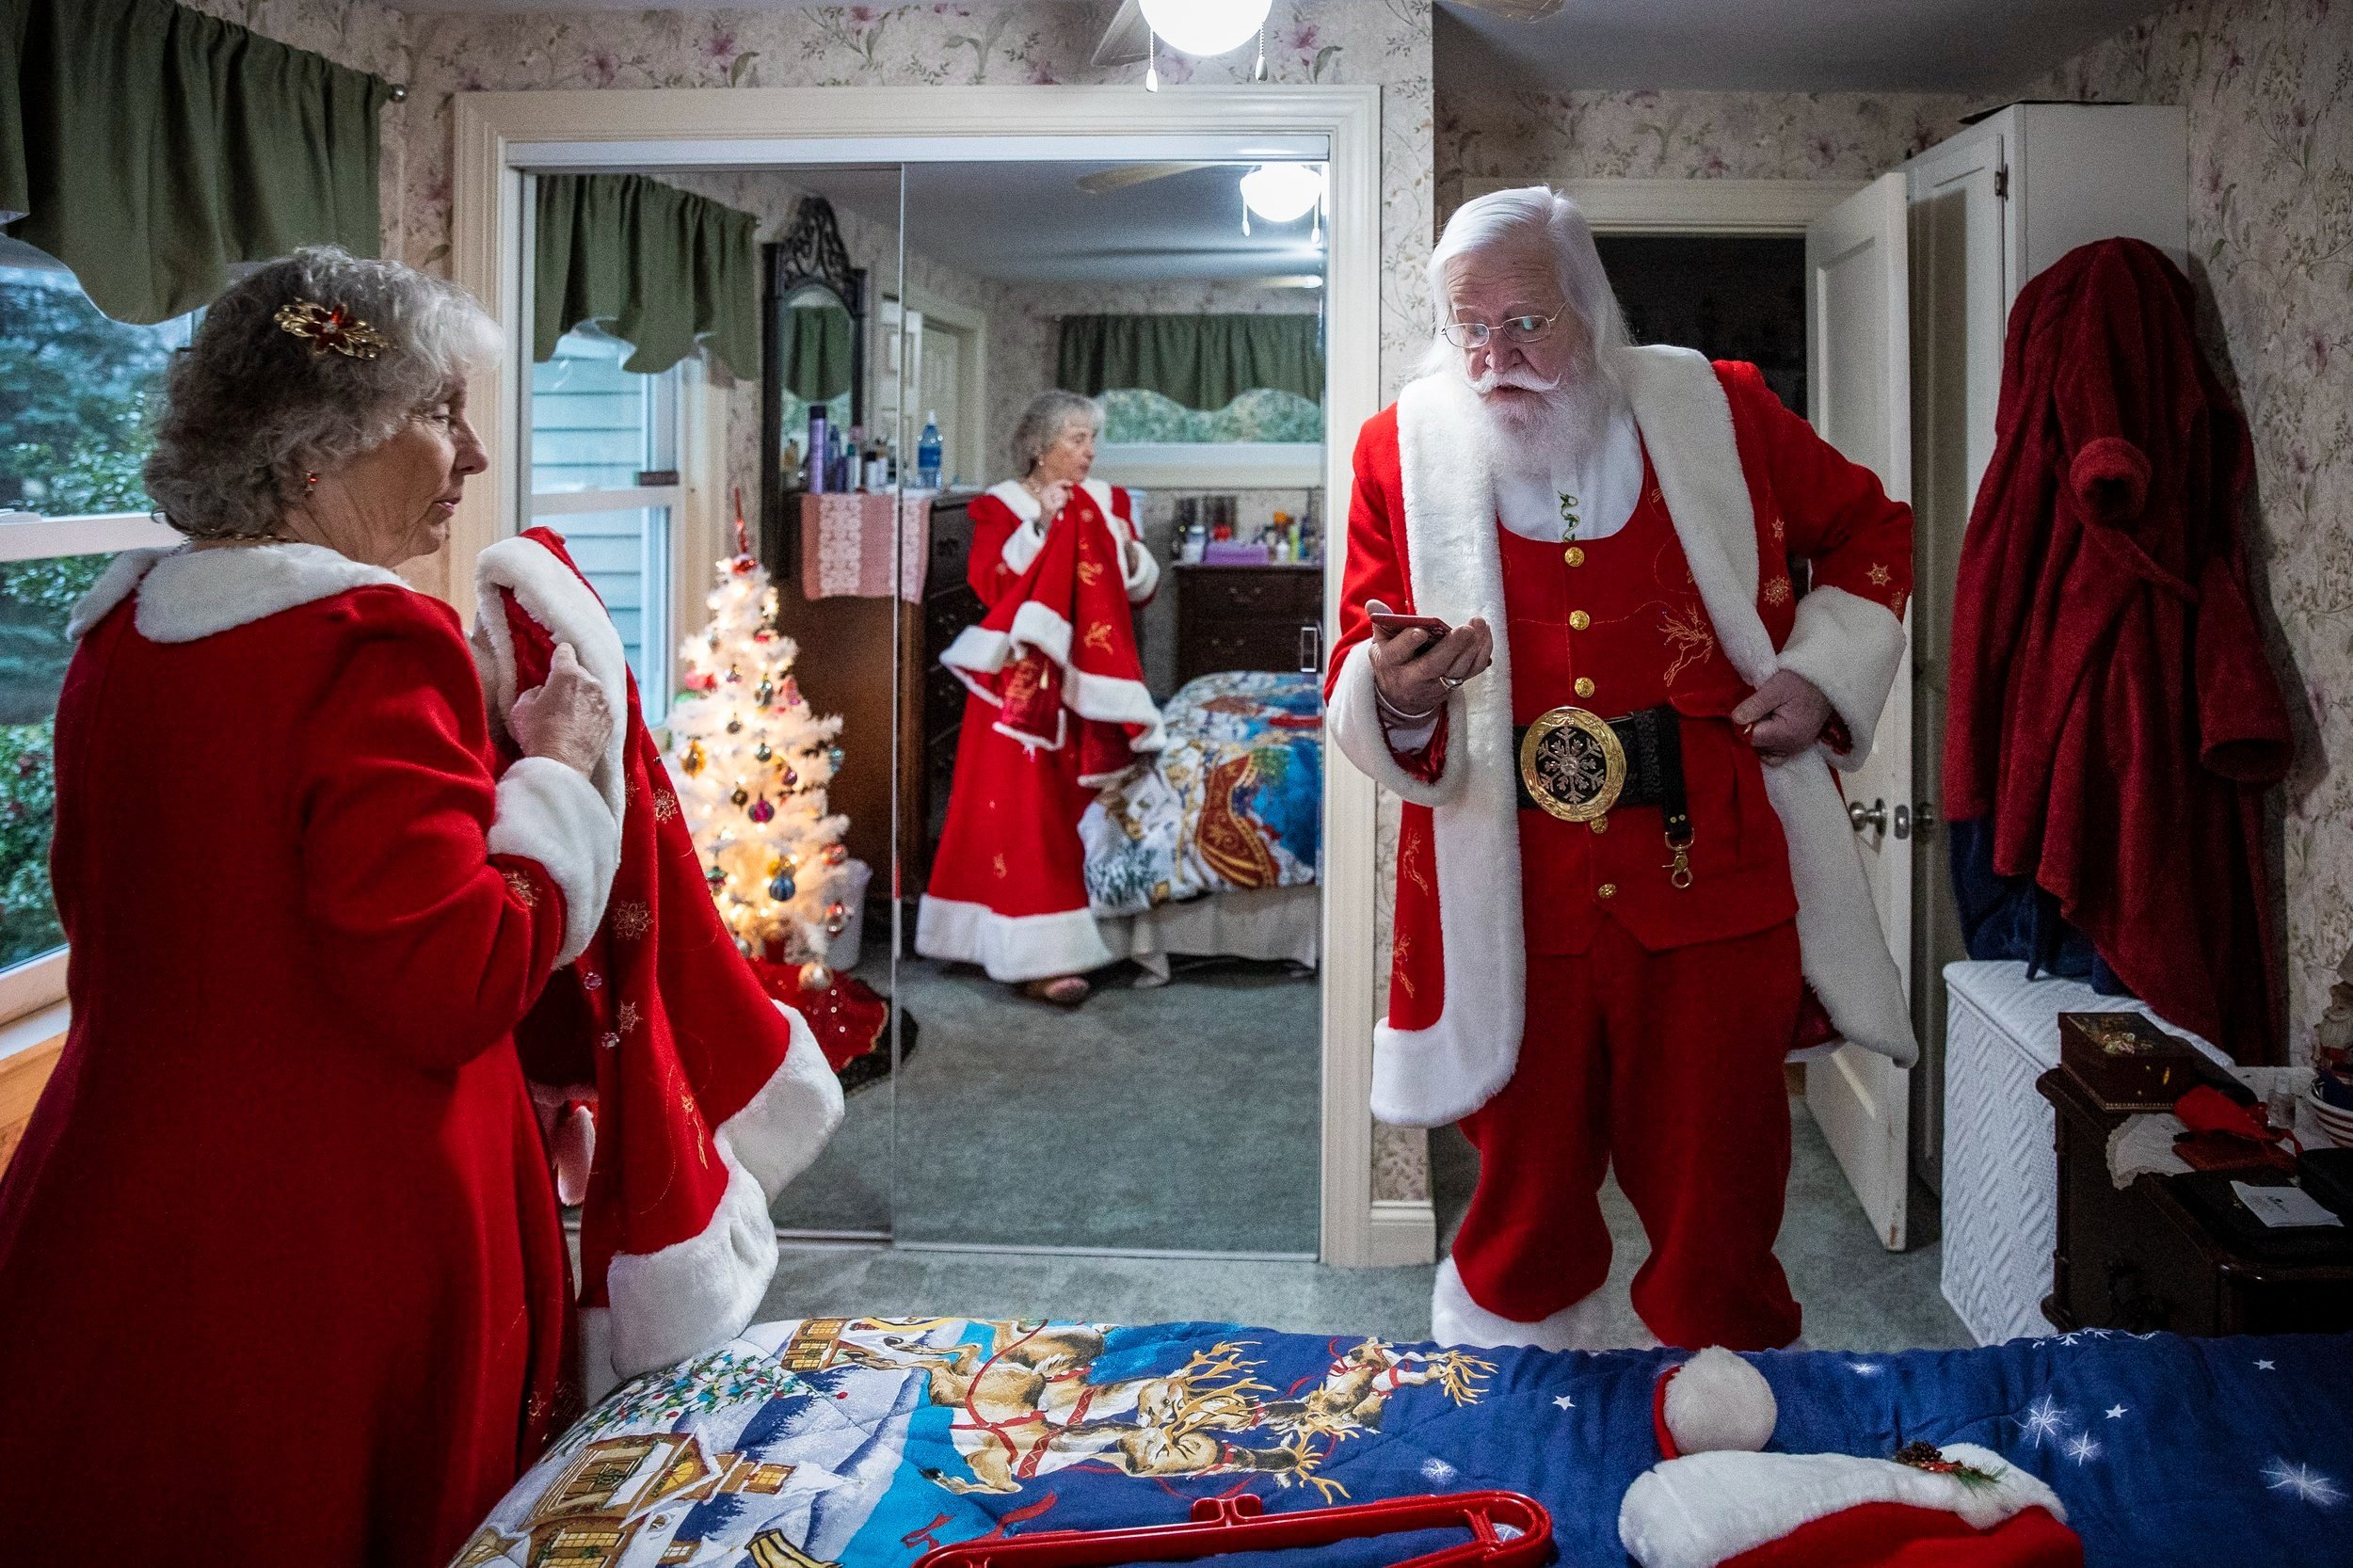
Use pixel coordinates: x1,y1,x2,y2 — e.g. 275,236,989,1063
2038,1066,2353,1336
1173,562,1323,688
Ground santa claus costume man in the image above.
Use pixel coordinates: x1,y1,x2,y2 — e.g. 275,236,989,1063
917,390,1160,1005
1325,187,1916,1352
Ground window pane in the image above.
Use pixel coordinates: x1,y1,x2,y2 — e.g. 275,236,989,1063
531,506,671,723
531,329,653,495
0,250,193,517
1099,388,1323,445
0,553,114,969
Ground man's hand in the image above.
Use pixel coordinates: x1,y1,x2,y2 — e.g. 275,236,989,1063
1367,598,1494,718
1732,668,1833,765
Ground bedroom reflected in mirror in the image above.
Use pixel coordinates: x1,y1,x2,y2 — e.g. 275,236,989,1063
895,153,1330,1254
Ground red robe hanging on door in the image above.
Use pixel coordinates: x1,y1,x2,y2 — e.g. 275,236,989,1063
917,479,1160,981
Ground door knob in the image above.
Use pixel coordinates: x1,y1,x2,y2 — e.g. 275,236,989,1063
1298,623,1322,674
1848,797,1889,835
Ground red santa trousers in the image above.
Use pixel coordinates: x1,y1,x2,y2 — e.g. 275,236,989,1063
1454,919,1805,1351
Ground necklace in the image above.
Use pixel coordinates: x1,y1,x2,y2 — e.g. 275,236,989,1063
1558,490,1581,542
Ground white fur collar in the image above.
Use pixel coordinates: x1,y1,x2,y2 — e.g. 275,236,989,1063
472,535,633,827
985,478,1122,527
68,542,408,644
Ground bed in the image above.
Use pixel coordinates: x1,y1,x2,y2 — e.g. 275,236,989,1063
456,1318,2353,1568
1080,669,1321,977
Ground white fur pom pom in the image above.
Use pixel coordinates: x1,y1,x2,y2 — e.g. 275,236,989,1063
1661,1346,1778,1455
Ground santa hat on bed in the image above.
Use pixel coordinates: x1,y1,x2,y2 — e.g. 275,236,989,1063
1619,1348,2085,1568
475,528,845,1400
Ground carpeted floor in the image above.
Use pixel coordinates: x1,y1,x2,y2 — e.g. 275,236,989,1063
759,1094,1972,1351
770,956,1321,1253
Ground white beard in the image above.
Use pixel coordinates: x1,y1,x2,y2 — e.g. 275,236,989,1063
1465,357,1627,481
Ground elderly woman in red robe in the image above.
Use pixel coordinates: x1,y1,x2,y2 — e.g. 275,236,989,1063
0,249,617,1566
916,391,1160,1005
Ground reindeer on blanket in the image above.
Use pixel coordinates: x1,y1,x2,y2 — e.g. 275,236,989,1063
830,1324,1489,1502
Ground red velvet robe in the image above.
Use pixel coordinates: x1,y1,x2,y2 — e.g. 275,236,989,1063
0,545,613,1566
1942,238,2292,1063
915,480,1158,983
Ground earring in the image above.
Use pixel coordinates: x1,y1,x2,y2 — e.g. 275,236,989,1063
304,472,319,488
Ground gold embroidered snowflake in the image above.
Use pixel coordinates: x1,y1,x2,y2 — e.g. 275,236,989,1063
1866,563,1892,587
617,1000,641,1033
652,791,680,823
612,901,652,939
502,868,538,907
1769,514,1785,543
1762,577,1793,607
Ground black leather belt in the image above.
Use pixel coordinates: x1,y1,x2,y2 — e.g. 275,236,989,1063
1513,703,1691,850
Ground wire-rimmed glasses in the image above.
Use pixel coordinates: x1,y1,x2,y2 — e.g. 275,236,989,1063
1439,312,1561,349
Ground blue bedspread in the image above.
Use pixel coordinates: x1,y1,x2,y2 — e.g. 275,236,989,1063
457,1320,2353,1568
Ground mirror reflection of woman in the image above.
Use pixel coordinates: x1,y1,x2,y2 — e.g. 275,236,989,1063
917,392,1160,1006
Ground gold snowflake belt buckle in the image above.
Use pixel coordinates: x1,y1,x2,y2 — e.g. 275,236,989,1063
1517,705,1625,823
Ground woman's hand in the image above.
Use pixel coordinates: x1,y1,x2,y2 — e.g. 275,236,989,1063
509,643,615,776
1032,478,1075,520
1731,668,1833,765
1367,599,1494,718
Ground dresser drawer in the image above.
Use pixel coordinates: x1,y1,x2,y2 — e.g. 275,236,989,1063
1176,565,1321,622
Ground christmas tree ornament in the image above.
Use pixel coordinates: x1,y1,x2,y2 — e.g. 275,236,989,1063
681,741,706,775
800,961,833,990
730,786,750,807
748,797,776,824
768,872,796,901
827,745,845,771
781,767,799,791
706,865,727,889
727,718,743,734
725,666,743,683
756,680,774,705
755,742,773,762
781,676,801,706
824,842,847,867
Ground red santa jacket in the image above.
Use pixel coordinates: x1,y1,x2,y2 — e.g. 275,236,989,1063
1944,239,2291,1063
1325,349,1916,1127
0,543,616,1566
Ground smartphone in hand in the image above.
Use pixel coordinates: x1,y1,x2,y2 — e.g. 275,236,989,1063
1369,611,1454,642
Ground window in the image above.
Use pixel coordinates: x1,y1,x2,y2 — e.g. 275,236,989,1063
1099,387,1323,444
530,328,680,722
0,242,185,1014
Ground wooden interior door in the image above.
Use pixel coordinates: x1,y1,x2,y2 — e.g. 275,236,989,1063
1802,171,1916,1251
1904,129,2008,1192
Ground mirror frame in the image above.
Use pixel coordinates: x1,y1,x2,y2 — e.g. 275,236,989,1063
761,195,869,576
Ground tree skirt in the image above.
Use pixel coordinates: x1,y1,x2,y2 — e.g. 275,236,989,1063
748,961,911,1096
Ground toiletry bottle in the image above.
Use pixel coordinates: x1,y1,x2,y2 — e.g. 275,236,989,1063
917,413,943,490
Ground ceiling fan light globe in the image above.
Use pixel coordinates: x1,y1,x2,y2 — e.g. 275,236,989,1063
1239,164,1323,224
1138,0,1272,58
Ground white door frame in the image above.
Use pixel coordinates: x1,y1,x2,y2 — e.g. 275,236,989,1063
1459,177,1866,233
449,83,1386,1265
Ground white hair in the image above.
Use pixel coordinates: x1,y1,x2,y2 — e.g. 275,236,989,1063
1419,185,1631,382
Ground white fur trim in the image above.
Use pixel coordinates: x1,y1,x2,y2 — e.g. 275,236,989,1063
1618,1443,2067,1568
914,894,1113,982
1369,374,1527,1128
1325,637,1464,809
472,536,631,828
1366,348,1912,1129
1430,1255,1659,1352
597,1137,777,1387
70,542,408,644
937,582,1165,752
1775,584,1906,771
720,1002,847,1198
987,481,1048,575
987,479,1044,524
488,757,620,965
1661,1347,1778,1455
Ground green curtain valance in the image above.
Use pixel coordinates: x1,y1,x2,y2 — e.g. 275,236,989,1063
782,304,854,403
1055,312,1324,412
1,0,392,325
534,173,759,379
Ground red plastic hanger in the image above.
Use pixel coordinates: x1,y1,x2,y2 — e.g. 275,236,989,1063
911,1490,1555,1568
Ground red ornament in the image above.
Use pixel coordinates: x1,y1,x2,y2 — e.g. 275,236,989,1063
747,797,776,824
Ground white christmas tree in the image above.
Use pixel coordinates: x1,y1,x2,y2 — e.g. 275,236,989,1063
666,550,854,985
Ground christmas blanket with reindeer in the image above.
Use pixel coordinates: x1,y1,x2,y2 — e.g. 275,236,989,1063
454,1318,2353,1568
473,529,844,1400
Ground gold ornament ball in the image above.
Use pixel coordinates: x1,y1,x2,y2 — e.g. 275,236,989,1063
799,961,833,991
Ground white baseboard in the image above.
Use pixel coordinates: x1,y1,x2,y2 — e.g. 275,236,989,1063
1364,1198,1438,1267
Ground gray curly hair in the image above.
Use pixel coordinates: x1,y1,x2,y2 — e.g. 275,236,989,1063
144,247,502,540
1008,389,1103,476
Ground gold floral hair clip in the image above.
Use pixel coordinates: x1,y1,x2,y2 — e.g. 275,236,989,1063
274,299,389,360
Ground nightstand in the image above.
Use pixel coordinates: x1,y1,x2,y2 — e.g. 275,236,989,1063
1174,562,1323,687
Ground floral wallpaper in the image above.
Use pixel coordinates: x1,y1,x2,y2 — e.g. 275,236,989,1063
1437,86,1970,216
2032,0,2353,1060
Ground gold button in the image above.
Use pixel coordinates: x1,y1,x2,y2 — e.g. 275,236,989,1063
1597,882,1618,899
1568,610,1591,631
1589,814,1609,835
1574,677,1595,698
1563,545,1586,567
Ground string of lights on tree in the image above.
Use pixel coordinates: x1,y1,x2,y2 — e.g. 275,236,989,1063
666,544,852,991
